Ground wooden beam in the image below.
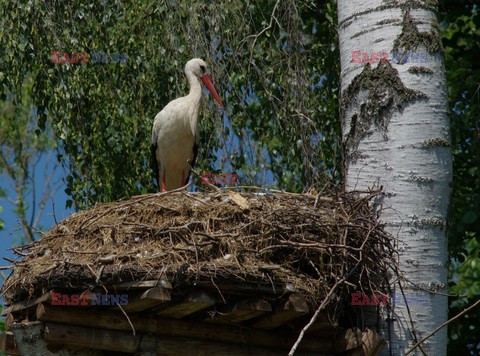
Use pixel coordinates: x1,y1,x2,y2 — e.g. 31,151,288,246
334,328,362,351
36,303,330,353
0,331,21,355
208,298,272,324
357,328,386,355
252,294,309,330
1,292,52,316
305,313,337,335
335,328,386,355
121,287,171,313
193,280,295,296
109,278,292,296
305,321,338,336
51,288,95,307
106,280,172,290
5,313,14,331
1,314,22,355
44,323,315,355
77,289,94,306
44,322,141,353
156,290,214,318
139,334,315,356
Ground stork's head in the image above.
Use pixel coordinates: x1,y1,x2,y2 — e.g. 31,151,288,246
185,58,224,108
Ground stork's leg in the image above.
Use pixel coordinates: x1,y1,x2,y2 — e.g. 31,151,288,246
161,174,167,192
181,171,186,187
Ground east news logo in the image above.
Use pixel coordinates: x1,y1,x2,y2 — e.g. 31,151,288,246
51,293,128,306
351,292,428,306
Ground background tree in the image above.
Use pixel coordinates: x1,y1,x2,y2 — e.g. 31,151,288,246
337,0,450,354
0,76,59,334
0,77,59,243
0,0,479,353
439,0,480,353
0,0,339,210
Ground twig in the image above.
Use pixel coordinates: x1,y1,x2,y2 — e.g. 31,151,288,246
405,298,480,355
80,183,191,229
181,191,215,207
63,249,98,255
95,265,105,283
288,276,352,355
39,263,58,275
51,195,58,225
189,168,222,192
400,275,467,298
224,185,337,202
84,263,98,280
11,249,27,257
247,0,281,71
116,303,136,335
33,155,58,230
7,241,35,252
396,274,427,355
288,228,374,355
210,276,226,304
259,240,369,253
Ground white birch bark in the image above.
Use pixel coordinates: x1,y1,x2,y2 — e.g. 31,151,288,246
337,0,450,354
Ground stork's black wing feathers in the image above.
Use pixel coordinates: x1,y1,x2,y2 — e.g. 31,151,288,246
150,143,160,191
185,141,198,185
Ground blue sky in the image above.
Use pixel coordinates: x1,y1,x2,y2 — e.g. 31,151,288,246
0,110,274,287
0,153,73,283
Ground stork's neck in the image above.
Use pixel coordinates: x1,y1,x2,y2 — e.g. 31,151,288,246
186,71,202,104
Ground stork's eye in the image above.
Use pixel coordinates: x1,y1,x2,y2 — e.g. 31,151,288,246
200,65,206,73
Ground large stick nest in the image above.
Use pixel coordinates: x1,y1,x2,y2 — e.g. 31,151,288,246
1,190,395,309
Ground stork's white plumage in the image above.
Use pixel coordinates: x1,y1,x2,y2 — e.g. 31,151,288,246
151,58,223,191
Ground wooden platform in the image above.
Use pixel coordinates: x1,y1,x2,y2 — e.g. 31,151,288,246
0,279,383,355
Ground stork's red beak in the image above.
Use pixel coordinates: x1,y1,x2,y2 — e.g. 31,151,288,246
201,75,224,108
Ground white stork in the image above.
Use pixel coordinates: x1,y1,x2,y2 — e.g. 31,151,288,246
151,58,223,191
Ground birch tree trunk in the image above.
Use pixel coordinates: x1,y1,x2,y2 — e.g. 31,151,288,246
337,1,450,354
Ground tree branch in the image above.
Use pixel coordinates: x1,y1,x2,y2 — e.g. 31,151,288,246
288,227,374,355
405,298,480,355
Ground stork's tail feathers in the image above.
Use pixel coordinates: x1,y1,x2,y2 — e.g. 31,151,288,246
184,142,199,186
150,143,160,191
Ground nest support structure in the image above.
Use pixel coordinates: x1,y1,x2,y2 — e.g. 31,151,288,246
1,190,395,355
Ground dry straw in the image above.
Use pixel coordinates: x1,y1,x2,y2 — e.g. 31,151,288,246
1,190,395,315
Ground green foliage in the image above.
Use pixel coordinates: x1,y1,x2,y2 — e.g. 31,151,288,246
0,77,57,242
0,0,339,209
450,236,480,298
440,0,480,353
0,0,478,352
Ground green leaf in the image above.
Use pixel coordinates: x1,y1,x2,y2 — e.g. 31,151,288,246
462,211,478,224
